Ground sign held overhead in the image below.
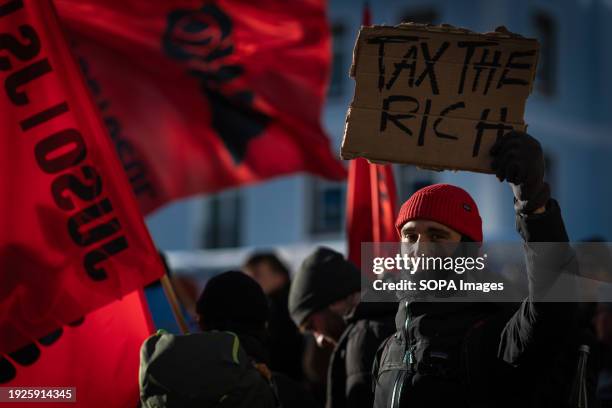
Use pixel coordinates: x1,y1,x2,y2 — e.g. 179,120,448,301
341,23,539,173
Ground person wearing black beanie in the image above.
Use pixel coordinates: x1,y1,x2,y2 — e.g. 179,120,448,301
197,271,269,336
289,248,397,408
196,271,318,408
289,247,362,337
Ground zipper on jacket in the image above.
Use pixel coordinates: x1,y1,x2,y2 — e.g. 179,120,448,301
390,300,411,407
403,346,415,365
402,300,413,364
390,369,407,408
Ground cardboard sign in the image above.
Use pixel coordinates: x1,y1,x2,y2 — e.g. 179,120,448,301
341,24,539,173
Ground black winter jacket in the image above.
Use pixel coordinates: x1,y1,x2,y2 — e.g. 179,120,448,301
326,301,397,408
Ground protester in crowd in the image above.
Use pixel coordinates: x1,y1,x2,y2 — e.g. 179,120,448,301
372,131,598,407
289,247,397,408
138,270,280,408
196,271,317,408
139,328,277,408
244,252,305,381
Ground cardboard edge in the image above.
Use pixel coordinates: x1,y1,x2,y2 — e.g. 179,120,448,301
339,148,496,174
360,24,539,45
349,27,366,78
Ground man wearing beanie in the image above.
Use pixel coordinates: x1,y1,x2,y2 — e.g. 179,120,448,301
289,247,397,408
373,132,595,407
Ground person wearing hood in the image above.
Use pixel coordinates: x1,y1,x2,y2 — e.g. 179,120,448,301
289,247,397,408
196,271,318,408
138,271,284,408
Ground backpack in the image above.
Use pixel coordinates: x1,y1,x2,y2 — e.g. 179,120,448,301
139,331,278,408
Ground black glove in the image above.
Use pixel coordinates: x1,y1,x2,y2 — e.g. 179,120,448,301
490,131,550,214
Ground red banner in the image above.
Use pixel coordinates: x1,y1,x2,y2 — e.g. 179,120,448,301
0,0,164,355
346,159,398,268
54,0,346,214
0,290,155,408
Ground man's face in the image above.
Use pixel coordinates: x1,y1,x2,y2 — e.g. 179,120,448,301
244,261,286,295
300,308,346,348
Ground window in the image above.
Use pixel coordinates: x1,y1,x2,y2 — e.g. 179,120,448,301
202,189,242,248
400,8,439,25
328,23,347,98
533,11,557,96
310,177,346,235
395,165,435,205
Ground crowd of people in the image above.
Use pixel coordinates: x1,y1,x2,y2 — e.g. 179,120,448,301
139,132,612,407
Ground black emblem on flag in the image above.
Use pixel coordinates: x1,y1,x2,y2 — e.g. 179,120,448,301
163,4,269,163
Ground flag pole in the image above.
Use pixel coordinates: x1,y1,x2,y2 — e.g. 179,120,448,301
160,273,190,334
158,252,189,334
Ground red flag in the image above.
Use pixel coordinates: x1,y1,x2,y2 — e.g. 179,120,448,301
346,4,398,268
53,0,347,215
0,290,154,408
346,160,398,267
362,1,371,26
0,0,165,355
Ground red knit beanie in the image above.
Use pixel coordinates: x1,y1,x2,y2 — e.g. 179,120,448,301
395,184,483,242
